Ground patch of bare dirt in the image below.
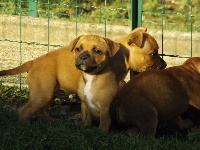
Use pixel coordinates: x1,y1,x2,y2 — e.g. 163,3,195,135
0,89,82,125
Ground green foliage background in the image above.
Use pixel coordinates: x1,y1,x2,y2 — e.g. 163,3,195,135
0,0,199,31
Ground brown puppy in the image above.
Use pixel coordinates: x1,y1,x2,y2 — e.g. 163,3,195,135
72,35,166,132
73,35,121,132
0,27,166,121
110,57,200,137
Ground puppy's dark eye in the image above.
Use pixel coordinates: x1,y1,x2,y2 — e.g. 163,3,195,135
93,48,102,55
75,47,82,52
150,51,158,58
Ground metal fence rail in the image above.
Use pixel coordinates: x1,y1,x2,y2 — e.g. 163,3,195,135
0,0,199,87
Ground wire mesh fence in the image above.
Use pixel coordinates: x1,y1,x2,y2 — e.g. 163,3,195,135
0,0,199,87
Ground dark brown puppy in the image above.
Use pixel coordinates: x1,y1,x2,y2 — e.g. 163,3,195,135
110,57,200,137
0,27,166,122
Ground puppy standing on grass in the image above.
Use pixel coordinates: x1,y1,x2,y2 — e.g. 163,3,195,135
73,35,121,132
72,35,166,132
0,27,166,122
109,57,200,137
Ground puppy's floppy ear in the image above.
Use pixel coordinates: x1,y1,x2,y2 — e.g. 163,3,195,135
131,26,147,33
69,35,83,52
127,26,148,47
103,37,120,57
127,30,145,48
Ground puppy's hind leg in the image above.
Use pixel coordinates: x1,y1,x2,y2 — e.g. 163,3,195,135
18,84,55,122
37,106,54,121
126,127,139,135
139,111,158,137
18,96,53,122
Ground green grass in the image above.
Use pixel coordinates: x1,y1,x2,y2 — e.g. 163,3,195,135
0,84,200,149
0,106,200,150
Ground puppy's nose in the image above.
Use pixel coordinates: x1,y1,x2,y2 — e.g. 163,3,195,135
162,61,167,68
80,53,90,60
159,61,167,69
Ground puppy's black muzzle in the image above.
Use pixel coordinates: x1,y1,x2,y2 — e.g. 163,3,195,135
75,52,97,73
158,59,167,69
148,58,167,70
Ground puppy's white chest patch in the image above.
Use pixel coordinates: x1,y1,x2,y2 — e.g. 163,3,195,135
84,74,99,111
84,74,94,102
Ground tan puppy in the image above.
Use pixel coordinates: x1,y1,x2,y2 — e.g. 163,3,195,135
0,45,82,121
0,27,166,121
73,35,120,132
109,57,200,137
72,35,166,132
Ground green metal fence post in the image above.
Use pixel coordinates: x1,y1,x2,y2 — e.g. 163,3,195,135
131,0,142,29
130,0,143,78
161,0,165,58
190,0,193,57
47,0,50,52
75,0,78,38
137,0,143,27
104,1,107,37
28,0,38,17
19,0,22,90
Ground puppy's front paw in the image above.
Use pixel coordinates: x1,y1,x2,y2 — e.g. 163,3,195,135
82,113,92,126
99,120,111,133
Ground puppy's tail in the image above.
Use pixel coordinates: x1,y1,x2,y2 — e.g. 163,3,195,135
0,60,33,76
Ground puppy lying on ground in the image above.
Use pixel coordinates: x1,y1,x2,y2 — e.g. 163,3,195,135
72,35,166,132
0,27,166,122
110,57,200,137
